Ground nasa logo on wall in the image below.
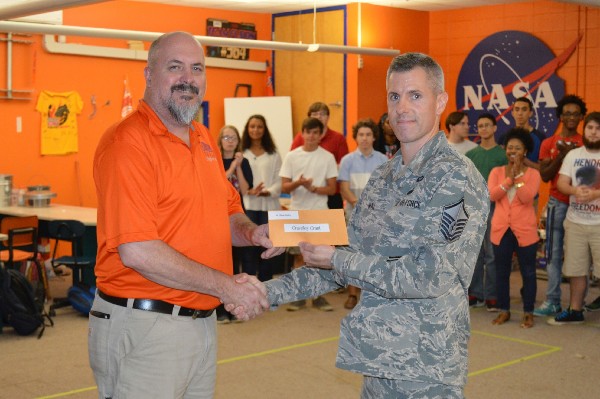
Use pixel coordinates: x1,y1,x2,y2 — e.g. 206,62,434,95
457,30,580,141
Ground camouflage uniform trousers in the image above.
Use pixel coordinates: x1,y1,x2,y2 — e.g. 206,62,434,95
361,376,463,399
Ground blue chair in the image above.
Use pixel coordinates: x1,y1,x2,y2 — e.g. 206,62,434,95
47,220,95,316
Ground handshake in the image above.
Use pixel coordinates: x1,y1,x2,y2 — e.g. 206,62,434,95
221,273,269,321
217,242,336,321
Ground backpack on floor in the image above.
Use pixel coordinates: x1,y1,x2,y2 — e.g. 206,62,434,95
0,267,53,338
68,284,96,315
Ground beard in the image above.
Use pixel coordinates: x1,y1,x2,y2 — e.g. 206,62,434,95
166,84,202,125
583,135,600,150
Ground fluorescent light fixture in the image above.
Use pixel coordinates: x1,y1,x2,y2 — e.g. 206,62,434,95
0,21,400,57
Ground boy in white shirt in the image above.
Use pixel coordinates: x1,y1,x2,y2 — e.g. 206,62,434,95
338,118,387,309
280,117,338,311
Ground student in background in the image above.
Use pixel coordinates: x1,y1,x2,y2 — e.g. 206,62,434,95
216,124,253,324
488,128,541,329
548,112,600,325
446,111,477,154
291,102,349,209
241,114,284,283
218,124,252,202
338,118,387,309
280,117,338,311
374,112,400,158
507,96,545,169
465,113,507,311
534,94,586,317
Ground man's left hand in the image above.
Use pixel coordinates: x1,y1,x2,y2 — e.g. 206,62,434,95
251,224,286,259
299,242,335,269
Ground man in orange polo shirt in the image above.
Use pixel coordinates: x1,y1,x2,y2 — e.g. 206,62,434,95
89,31,283,399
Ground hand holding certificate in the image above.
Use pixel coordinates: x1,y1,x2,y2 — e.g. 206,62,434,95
268,209,349,247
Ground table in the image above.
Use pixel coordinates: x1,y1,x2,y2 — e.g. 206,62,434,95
0,204,96,226
0,204,97,285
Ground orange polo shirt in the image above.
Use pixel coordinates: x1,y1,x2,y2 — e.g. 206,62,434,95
93,100,243,310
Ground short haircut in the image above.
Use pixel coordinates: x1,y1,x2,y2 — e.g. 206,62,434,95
386,52,445,95
556,94,587,118
503,127,534,154
477,113,497,126
302,117,324,133
584,111,600,128
445,111,466,132
513,96,533,110
241,114,277,154
352,118,379,140
307,102,330,116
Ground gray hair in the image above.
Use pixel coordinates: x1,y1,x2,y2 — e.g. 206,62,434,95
386,52,445,94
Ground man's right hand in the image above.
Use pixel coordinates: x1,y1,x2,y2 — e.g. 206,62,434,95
221,274,268,320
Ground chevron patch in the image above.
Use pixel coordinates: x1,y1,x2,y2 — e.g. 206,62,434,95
440,199,469,242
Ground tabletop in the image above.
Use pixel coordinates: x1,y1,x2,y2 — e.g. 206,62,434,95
0,204,97,226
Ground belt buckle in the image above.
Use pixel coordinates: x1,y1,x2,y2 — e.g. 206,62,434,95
192,310,200,319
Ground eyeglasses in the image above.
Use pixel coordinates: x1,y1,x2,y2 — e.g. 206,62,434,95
222,136,238,142
310,112,328,118
477,123,493,129
562,112,582,119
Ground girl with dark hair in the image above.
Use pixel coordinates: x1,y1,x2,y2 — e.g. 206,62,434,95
374,113,400,158
489,128,541,328
241,115,283,282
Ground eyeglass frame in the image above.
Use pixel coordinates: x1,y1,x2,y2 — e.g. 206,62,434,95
561,112,582,119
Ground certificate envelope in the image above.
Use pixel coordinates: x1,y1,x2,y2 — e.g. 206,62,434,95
268,209,349,247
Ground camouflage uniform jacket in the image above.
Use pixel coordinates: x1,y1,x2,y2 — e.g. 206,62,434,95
266,131,489,388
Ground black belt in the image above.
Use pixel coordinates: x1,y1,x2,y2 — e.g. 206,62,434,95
98,290,214,319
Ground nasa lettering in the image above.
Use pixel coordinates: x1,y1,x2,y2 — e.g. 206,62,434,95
456,30,579,141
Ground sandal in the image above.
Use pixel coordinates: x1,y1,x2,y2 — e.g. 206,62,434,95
492,311,510,325
520,313,534,329
53,265,72,277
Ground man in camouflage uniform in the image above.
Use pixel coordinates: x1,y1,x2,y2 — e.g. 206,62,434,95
264,53,489,398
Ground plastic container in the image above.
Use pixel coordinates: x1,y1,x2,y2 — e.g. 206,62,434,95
0,174,13,207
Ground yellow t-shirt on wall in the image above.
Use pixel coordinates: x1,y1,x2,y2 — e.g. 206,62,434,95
36,90,83,155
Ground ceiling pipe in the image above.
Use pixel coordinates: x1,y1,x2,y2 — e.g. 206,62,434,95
0,21,400,56
0,0,108,21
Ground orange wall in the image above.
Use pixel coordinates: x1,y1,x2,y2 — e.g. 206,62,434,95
345,4,429,151
0,2,271,208
1,0,598,210
429,0,600,213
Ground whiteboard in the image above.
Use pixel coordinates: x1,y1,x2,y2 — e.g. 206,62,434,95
224,96,294,161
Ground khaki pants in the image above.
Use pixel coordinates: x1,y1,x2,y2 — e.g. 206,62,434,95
88,293,217,399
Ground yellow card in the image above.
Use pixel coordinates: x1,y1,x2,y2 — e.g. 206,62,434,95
268,209,349,247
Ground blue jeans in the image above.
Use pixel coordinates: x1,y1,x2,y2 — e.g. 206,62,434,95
544,197,568,305
493,228,538,313
469,205,496,301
